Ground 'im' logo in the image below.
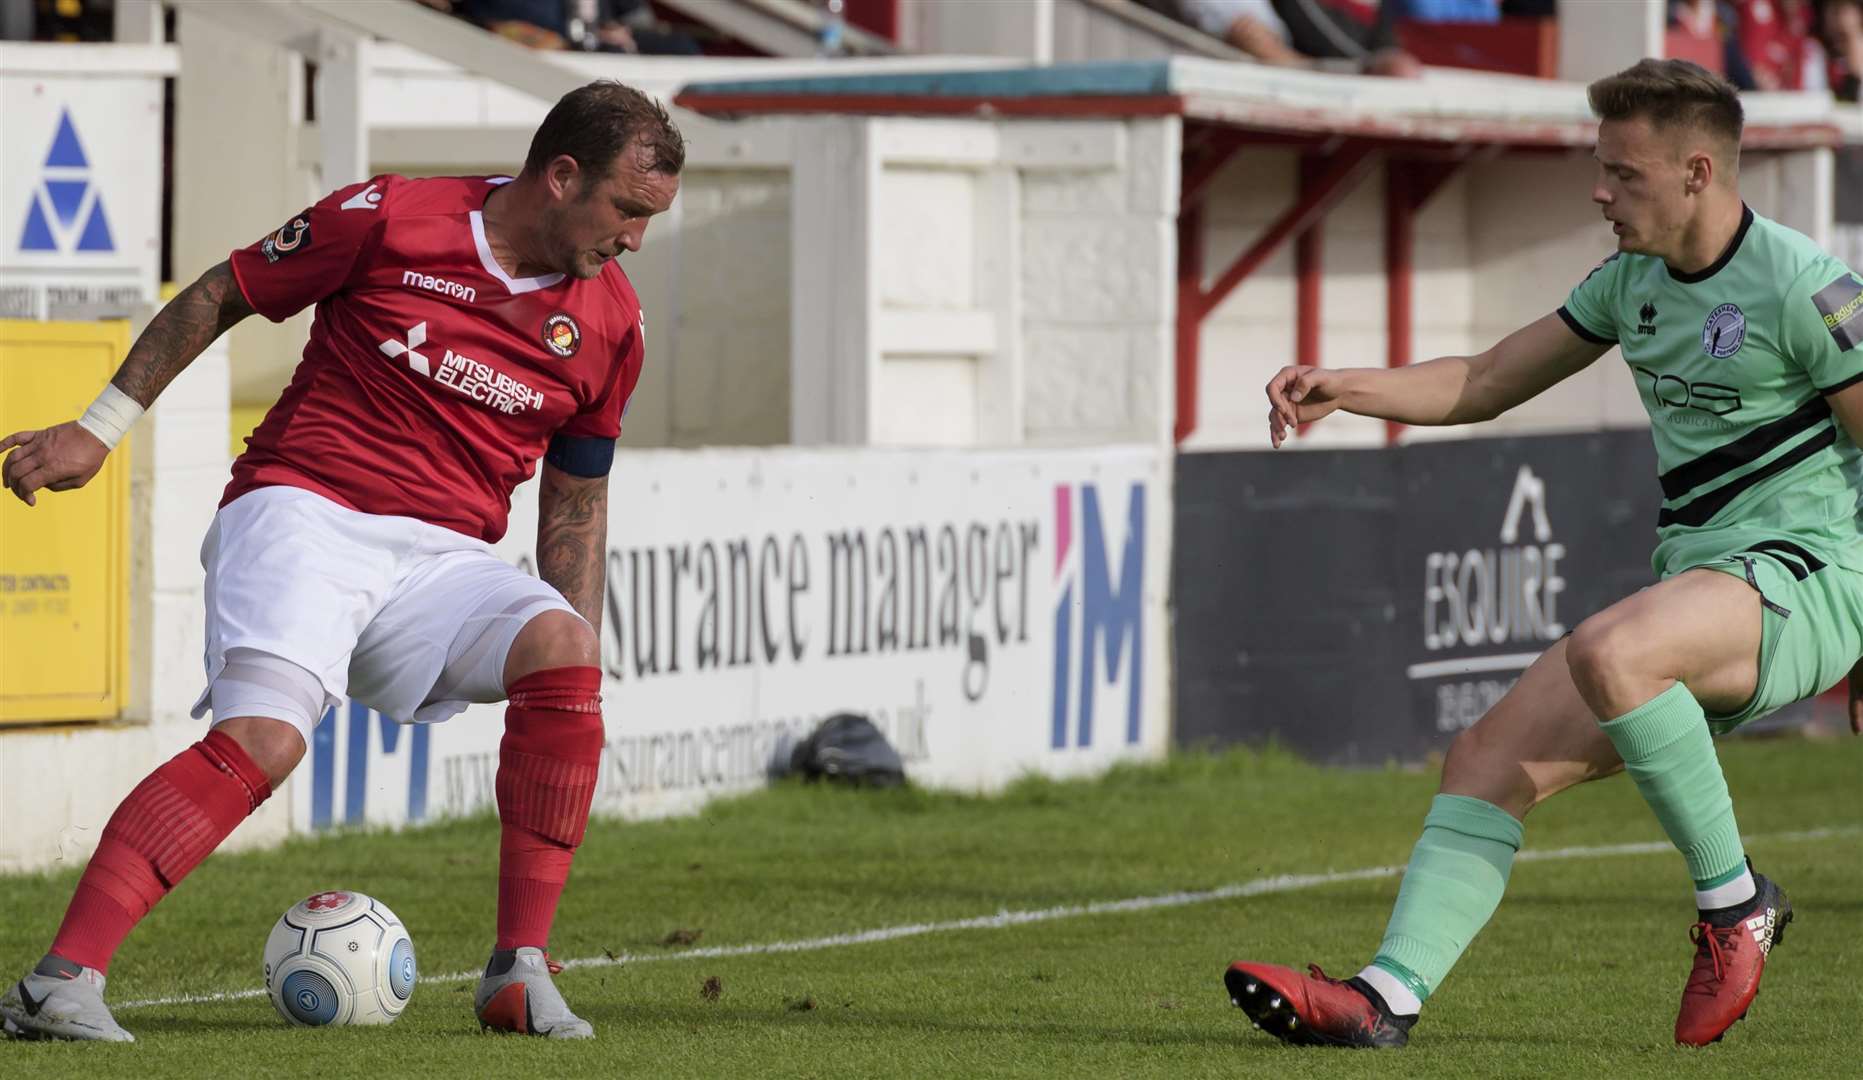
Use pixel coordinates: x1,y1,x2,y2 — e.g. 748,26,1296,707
18,108,114,254
310,701,431,830
1051,483,1145,750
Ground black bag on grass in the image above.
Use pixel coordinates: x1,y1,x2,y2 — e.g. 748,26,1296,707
789,713,905,788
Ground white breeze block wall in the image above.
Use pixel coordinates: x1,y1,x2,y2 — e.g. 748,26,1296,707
1020,117,1178,446
0,332,289,874
637,168,793,448
794,115,1177,449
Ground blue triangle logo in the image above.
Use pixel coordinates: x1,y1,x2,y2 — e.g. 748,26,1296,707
20,199,57,252
77,199,114,252
16,108,115,255
45,179,87,227
45,110,89,169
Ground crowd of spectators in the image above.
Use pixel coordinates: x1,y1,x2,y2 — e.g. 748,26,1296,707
414,0,701,55
1666,0,1861,99
1144,0,1861,99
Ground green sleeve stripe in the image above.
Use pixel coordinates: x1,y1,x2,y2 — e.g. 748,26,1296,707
1556,306,1614,346
1658,394,1832,500
1658,426,1837,528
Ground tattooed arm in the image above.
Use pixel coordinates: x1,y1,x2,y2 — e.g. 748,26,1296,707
536,462,610,632
1,260,255,504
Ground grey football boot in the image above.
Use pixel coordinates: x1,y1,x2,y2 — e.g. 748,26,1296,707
474,947,593,1039
1,956,135,1042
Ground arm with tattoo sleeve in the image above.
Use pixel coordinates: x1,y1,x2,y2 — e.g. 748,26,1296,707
1,260,255,504
535,462,609,632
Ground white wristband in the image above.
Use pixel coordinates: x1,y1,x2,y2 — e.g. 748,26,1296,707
75,383,145,451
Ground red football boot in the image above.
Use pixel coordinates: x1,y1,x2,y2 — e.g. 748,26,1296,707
1223,962,1416,1048
1675,870,1792,1046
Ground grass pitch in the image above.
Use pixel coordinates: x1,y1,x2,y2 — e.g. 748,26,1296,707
2,737,1860,1078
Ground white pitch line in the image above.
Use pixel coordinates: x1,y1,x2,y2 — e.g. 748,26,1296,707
1405,652,1544,680
114,824,1860,1012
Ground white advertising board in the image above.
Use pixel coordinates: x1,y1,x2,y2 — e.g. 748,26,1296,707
0,46,170,319
292,445,1171,832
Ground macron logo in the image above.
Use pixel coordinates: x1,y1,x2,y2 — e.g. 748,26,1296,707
379,322,430,377
402,270,476,304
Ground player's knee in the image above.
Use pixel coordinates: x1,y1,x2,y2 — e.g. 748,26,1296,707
505,609,599,685
1566,615,1637,702
214,715,307,788
206,647,321,786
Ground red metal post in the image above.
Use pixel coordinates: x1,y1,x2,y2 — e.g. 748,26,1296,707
1202,143,1375,318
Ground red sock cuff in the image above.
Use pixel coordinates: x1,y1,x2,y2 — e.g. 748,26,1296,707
199,729,273,813
507,664,602,708
504,665,604,762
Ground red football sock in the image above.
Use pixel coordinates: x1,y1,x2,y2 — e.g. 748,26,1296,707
49,730,271,974
496,665,604,951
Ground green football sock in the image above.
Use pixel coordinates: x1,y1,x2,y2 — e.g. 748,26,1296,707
1369,794,1523,1006
1598,681,1746,890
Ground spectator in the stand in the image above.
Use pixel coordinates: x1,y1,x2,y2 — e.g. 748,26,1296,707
1670,0,1762,88
1167,0,1424,76
1734,0,1824,89
462,0,702,55
1823,0,1863,100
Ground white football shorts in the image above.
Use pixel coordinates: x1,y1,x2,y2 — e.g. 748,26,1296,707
189,485,577,741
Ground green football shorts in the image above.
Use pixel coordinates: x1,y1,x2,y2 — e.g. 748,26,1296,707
1689,544,1863,734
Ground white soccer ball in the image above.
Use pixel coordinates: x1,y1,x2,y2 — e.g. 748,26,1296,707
262,890,416,1027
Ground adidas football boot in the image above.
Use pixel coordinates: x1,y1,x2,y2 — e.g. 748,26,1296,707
1224,961,1416,1048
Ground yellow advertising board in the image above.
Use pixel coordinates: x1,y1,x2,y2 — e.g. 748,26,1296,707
0,320,130,725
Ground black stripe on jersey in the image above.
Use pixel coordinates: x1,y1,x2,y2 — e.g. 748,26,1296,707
1657,395,1832,501
1658,426,1838,528
1820,369,1863,396
1744,539,1828,581
1556,306,1616,346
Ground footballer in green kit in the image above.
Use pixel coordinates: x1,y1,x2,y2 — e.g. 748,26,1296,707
1225,58,1863,1049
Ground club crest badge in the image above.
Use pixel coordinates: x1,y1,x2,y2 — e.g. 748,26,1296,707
1701,303,1746,359
542,312,581,358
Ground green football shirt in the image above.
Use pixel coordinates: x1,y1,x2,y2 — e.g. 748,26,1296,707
1560,205,1863,577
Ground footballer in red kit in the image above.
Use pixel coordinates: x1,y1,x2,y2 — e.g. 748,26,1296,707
226,172,645,542
0,81,681,1043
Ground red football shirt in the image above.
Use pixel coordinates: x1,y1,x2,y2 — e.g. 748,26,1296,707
225,174,644,542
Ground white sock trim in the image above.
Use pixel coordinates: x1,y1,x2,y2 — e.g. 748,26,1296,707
1356,964,1422,1017
1696,866,1756,911
75,383,143,451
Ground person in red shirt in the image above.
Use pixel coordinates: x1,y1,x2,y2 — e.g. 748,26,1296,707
0,80,681,1043
1735,0,1821,89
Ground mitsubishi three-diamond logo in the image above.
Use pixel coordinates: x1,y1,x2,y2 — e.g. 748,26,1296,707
18,108,115,254
379,321,431,376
